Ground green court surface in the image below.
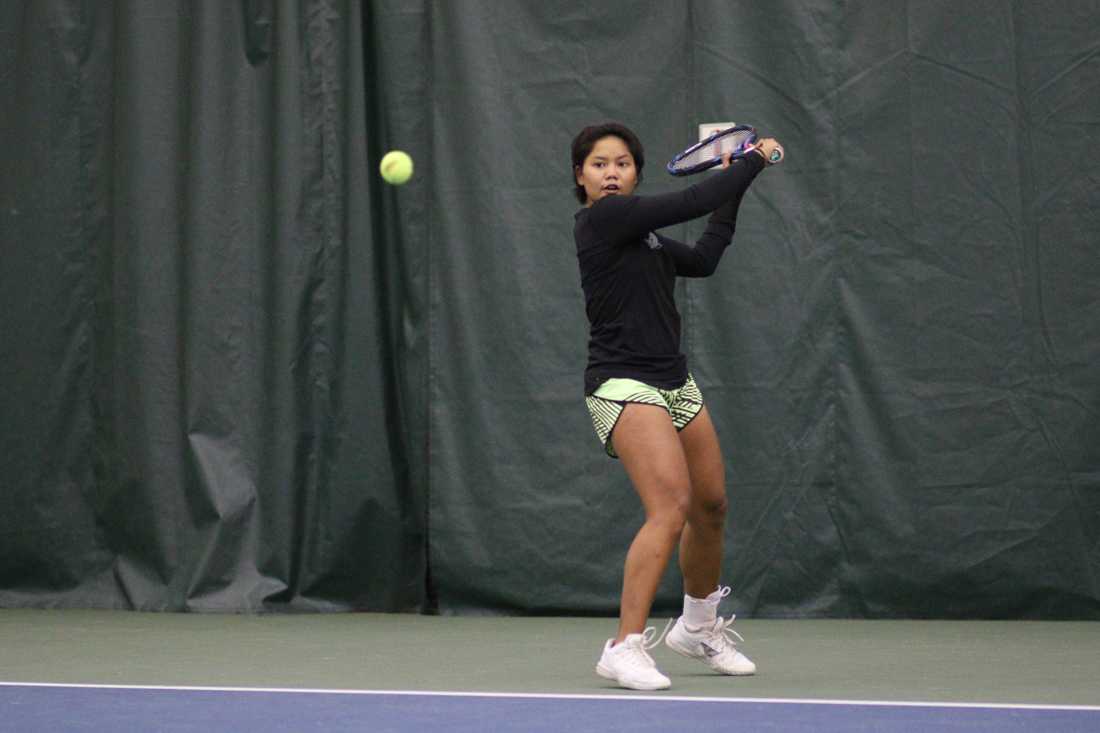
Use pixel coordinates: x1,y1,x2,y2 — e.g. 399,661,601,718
1,609,1097,706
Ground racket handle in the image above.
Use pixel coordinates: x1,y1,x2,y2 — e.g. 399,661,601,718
769,145,784,164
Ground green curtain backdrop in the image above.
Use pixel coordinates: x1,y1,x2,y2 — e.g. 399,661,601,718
1,0,1097,618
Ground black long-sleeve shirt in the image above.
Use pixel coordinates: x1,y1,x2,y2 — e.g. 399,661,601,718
574,154,765,394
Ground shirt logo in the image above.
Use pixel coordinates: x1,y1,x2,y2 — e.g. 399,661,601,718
645,233,662,250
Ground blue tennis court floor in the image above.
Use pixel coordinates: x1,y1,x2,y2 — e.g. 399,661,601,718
2,683,1099,733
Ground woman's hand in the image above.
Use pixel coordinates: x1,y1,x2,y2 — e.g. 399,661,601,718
720,137,784,169
750,137,783,165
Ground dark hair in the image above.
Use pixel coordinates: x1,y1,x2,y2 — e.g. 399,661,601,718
570,122,645,204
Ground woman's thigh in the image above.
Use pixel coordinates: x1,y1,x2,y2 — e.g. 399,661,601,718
677,406,726,512
611,403,692,518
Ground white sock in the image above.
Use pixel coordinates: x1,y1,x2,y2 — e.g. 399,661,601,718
682,587,724,631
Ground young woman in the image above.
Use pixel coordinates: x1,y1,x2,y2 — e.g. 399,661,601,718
572,122,780,690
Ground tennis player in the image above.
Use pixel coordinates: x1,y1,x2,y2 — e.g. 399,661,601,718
572,122,780,690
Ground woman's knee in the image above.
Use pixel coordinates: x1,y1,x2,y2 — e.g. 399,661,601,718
693,492,728,529
647,484,691,535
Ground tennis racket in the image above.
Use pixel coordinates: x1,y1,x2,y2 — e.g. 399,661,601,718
666,124,783,176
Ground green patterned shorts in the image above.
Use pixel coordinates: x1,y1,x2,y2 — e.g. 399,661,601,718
585,374,704,458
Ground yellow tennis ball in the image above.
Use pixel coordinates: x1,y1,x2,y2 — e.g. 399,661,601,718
380,150,413,185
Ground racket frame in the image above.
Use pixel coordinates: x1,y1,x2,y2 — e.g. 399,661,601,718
666,124,759,176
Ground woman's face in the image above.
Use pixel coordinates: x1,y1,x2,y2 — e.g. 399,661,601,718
575,135,638,206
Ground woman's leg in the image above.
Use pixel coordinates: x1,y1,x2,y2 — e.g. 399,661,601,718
610,403,692,643
676,406,728,598
665,405,757,675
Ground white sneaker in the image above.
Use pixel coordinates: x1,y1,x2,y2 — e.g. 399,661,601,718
665,615,757,675
596,628,672,690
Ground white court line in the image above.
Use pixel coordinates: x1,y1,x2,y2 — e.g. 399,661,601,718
1,681,1098,712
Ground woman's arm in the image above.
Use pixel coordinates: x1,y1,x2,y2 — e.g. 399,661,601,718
657,198,742,277
586,154,765,245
